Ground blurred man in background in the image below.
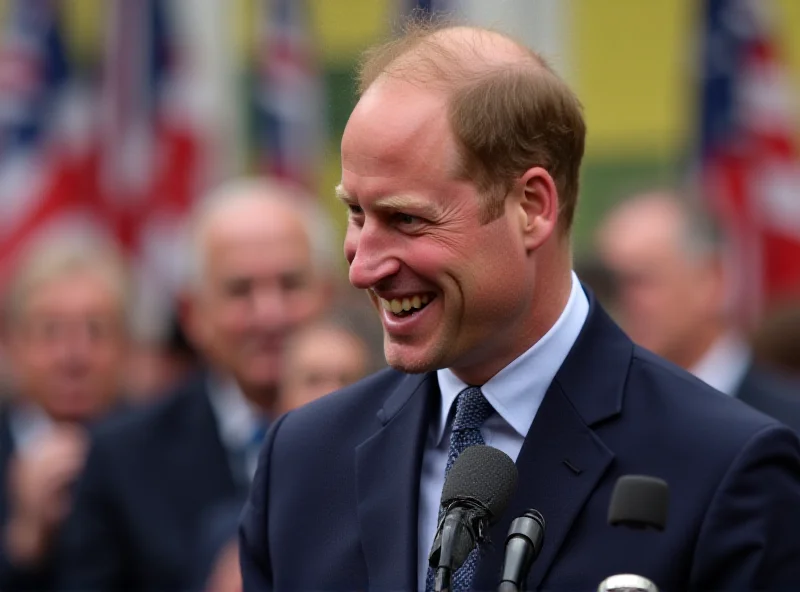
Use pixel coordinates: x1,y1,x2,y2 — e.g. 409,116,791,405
198,315,374,592
57,177,335,592
595,190,800,430
277,315,373,415
0,235,129,592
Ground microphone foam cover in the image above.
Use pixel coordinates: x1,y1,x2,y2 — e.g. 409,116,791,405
608,475,669,531
441,445,518,521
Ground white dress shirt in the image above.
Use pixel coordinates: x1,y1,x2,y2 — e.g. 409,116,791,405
416,272,590,590
689,331,752,396
207,375,269,482
9,402,54,453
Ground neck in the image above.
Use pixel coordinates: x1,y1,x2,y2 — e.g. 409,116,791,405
669,320,728,371
241,385,278,418
452,251,574,385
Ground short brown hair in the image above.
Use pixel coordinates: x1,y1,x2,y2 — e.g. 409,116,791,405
357,18,586,229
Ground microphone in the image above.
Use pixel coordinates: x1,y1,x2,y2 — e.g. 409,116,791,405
497,509,545,592
428,445,518,592
598,475,669,592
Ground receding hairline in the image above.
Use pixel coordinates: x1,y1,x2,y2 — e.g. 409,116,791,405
186,177,338,289
5,236,131,326
601,190,725,261
358,22,547,96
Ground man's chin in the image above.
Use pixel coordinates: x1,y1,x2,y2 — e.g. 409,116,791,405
384,346,440,375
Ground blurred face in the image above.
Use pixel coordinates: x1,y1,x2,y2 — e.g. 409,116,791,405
279,327,369,413
191,202,325,398
7,271,126,422
341,80,536,381
596,202,722,362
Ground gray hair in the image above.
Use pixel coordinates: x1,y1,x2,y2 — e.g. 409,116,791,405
185,176,339,290
4,233,131,327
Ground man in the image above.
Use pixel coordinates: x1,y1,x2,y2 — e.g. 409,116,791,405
240,21,800,592
277,316,374,415
595,191,800,431
0,235,129,591
57,178,332,591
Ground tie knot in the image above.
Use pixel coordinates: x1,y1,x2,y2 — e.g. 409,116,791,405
452,386,493,432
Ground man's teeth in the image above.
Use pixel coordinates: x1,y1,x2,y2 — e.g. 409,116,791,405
380,294,430,313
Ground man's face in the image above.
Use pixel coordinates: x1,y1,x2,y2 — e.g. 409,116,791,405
340,80,534,379
7,271,126,422
192,204,325,397
279,326,369,413
596,202,720,361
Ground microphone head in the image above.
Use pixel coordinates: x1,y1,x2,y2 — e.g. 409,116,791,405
608,475,669,531
441,445,518,522
597,574,659,592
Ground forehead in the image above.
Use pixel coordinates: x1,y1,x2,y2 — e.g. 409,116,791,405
341,80,458,188
25,271,120,314
204,206,312,275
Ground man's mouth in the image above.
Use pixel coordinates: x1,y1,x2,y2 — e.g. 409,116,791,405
377,294,434,318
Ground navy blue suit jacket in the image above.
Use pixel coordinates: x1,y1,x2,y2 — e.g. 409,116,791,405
240,298,800,591
57,373,245,592
736,365,800,433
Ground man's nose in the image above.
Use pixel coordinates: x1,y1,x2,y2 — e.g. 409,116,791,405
345,222,401,290
252,287,290,329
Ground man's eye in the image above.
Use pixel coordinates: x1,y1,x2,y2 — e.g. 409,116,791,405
348,204,363,215
396,213,420,226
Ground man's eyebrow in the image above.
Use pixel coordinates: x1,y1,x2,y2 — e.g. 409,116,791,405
335,185,443,219
334,184,353,203
372,195,442,219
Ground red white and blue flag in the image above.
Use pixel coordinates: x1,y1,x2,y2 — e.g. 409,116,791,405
698,0,800,321
254,0,324,194
98,0,208,322
0,0,97,284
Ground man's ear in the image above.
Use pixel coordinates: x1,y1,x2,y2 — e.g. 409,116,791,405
515,166,559,251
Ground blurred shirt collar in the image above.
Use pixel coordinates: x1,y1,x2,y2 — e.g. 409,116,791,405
9,402,54,452
206,374,268,452
689,331,752,396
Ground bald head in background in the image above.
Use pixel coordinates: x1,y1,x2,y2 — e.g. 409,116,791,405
185,178,332,411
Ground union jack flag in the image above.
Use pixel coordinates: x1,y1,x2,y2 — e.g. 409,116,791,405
698,0,800,321
98,0,205,317
0,0,97,285
254,0,324,194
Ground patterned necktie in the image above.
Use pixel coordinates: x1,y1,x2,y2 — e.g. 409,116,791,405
426,386,494,592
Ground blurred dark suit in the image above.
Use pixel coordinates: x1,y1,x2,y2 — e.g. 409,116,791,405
737,365,800,433
56,372,247,592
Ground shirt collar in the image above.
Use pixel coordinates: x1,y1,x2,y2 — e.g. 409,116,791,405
9,402,55,452
206,374,268,450
689,331,752,396
434,271,590,446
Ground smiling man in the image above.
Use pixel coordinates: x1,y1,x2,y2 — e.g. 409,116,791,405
240,21,800,592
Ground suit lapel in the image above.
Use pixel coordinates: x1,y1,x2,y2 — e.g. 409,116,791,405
355,372,435,591
474,294,632,590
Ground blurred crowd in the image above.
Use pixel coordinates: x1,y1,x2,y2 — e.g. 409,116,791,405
0,175,799,592
0,177,383,592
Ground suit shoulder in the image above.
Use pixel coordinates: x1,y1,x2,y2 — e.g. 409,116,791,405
629,346,782,439
284,367,409,419
89,375,207,449
274,367,416,438
737,366,800,431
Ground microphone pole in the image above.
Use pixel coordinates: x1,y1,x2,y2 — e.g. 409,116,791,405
497,509,545,592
